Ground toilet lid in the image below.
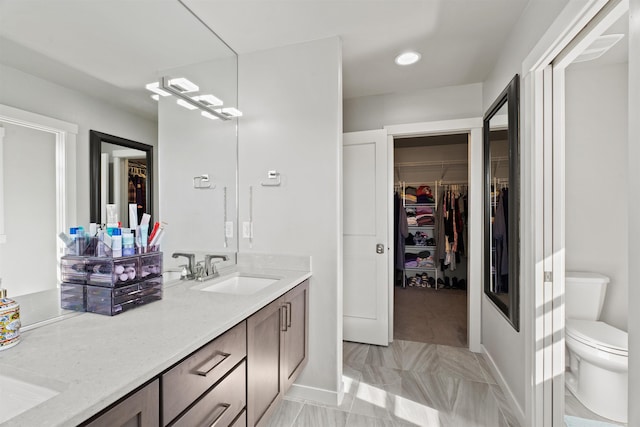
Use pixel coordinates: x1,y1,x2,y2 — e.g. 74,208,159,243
566,319,628,355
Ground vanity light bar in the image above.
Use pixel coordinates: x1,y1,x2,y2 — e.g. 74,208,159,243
201,111,220,120
145,82,170,97
215,107,243,118
192,94,223,107
177,99,198,110
159,76,229,121
167,77,199,93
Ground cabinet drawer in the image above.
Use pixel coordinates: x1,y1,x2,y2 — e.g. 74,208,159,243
171,361,246,427
163,321,247,424
230,409,246,427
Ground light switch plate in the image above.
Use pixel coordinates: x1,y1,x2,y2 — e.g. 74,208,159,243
242,222,251,238
225,221,233,238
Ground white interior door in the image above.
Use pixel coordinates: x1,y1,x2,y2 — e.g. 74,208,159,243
343,129,389,346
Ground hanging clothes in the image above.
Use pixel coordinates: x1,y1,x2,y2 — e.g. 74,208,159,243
394,192,409,271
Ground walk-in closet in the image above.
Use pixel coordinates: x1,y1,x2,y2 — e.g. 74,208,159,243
393,134,469,347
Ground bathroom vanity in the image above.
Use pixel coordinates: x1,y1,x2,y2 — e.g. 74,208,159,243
1,257,311,427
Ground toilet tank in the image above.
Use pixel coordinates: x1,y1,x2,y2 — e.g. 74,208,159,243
565,271,610,320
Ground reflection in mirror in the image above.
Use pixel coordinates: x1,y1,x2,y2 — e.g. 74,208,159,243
484,74,520,331
90,131,153,228
0,0,239,323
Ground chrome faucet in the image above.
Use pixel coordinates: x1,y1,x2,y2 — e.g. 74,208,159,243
171,252,196,280
200,254,229,280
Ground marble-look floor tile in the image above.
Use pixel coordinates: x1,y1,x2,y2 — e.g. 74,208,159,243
361,364,404,386
292,403,348,427
262,399,304,427
349,379,392,420
441,378,504,427
489,384,519,427
473,352,498,385
366,340,403,370
398,340,438,373
345,412,396,427
433,345,491,384
344,341,370,371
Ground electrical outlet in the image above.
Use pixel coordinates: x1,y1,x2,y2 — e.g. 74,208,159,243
242,222,251,238
225,221,233,238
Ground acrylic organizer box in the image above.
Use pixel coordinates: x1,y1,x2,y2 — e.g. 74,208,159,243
60,246,163,316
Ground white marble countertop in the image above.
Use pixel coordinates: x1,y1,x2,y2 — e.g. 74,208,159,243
0,254,311,426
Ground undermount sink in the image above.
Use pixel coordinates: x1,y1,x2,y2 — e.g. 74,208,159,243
195,273,280,295
0,374,59,423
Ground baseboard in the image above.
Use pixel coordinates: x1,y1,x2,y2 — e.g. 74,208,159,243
481,344,526,427
285,383,341,406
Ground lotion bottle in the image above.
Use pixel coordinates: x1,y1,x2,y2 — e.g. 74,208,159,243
0,281,21,351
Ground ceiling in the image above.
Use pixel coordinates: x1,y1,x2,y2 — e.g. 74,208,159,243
0,0,531,118
182,0,530,99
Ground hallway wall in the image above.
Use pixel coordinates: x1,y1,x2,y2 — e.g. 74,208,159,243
480,0,570,422
343,83,482,132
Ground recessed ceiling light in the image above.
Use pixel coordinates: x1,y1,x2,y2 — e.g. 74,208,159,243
395,51,421,66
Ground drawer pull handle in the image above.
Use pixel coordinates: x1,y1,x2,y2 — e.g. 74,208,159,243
286,302,292,328
280,306,287,331
195,351,231,376
208,403,231,427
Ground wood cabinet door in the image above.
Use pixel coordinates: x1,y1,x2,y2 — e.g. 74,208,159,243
84,380,159,427
283,280,309,391
247,297,284,427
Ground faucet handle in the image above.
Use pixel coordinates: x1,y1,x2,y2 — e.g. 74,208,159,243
204,254,228,276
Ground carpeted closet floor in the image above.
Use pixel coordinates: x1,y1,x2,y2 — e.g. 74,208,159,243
394,286,468,348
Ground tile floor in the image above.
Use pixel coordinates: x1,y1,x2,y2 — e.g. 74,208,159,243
263,340,518,427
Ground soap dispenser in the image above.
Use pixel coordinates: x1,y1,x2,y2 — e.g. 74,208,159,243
0,281,21,350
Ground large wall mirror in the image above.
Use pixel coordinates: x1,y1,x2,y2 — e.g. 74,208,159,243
483,74,520,331
0,0,238,321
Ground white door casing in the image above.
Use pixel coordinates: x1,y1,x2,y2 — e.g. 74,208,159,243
343,129,389,346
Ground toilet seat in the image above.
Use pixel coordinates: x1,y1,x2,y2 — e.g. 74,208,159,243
566,319,628,356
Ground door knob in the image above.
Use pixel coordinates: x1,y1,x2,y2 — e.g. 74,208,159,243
376,244,385,254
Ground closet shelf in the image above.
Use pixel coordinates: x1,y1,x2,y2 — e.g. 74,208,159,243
406,245,436,250
407,225,434,230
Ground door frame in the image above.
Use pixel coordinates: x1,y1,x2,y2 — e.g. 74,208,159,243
384,118,483,352
522,0,626,424
0,104,78,281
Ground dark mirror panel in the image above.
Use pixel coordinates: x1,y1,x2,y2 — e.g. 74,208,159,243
90,130,154,228
483,74,520,331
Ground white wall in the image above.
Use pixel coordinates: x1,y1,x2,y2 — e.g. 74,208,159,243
238,37,343,402
0,124,57,296
628,0,640,422
565,62,628,331
158,56,238,267
480,0,570,419
0,64,158,227
344,83,482,132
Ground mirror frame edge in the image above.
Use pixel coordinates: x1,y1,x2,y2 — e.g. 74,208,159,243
89,130,154,225
483,74,520,331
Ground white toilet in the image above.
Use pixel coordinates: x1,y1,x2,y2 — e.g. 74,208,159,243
565,271,628,423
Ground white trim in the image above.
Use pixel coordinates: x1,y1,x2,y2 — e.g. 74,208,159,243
385,117,483,137
0,103,78,279
384,117,483,353
0,127,6,244
286,383,341,406
481,344,526,427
